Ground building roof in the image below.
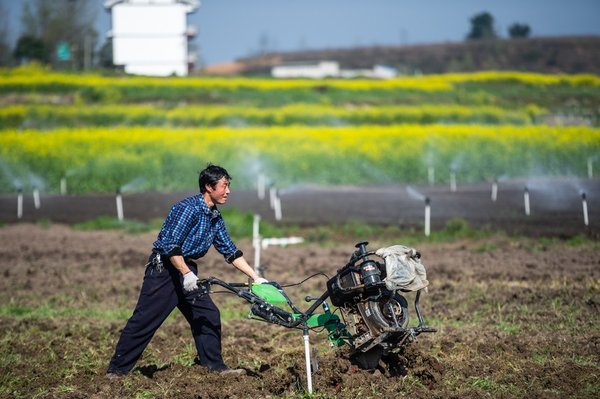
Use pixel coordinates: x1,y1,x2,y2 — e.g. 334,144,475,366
105,0,200,11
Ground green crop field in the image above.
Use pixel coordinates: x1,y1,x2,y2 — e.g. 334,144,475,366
0,64,598,193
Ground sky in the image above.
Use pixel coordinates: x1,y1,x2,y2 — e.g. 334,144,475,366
3,0,600,66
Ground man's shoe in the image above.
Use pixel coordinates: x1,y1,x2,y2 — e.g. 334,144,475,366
218,368,246,375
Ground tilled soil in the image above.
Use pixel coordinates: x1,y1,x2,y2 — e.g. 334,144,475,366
0,224,598,398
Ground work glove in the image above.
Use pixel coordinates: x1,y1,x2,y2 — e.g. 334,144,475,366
183,271,199,292
254,277,269,284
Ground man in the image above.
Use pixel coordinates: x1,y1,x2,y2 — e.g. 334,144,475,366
107,164,267,377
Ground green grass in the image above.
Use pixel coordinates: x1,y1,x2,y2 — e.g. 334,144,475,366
73,216,163,233
0,302,133,320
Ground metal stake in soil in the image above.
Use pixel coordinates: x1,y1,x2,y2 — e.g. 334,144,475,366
274,191,282,221
33,186,41,210
588,157,594,179
582,192,589,226
491,178,498,202
17,188,23,219
253,214,262,275
524,186,531,216
303,327,313,395
424,197,431,237
450,168,457,192
116,188,124,221
269,186,276,209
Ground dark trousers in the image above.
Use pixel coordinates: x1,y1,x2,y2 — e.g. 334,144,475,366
107,254,227,374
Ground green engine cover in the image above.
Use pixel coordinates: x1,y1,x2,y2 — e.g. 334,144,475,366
251,283,288,306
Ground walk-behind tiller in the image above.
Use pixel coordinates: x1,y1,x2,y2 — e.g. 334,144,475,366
198,241,436,393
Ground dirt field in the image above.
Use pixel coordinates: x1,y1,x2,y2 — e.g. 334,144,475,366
0,223,598,398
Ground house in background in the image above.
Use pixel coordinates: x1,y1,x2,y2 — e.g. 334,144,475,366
105,0,199,76
271,61,397,79
271,61,340,79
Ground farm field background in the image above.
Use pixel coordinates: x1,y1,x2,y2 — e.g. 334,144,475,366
0,64,599,194
0,65,599,399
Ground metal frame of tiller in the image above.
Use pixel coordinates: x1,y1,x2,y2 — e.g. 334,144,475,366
196,276,435,394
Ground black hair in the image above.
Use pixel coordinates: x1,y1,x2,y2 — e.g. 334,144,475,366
198,164,231,193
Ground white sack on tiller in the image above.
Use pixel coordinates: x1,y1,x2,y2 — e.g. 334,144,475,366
375,245,429,292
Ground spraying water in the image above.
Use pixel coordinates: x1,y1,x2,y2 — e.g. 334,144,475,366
120,176,146,193
406,185,426,201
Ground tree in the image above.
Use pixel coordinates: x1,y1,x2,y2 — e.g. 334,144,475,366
13,34,49,63
508,23,531,39
466,12,498,40
98,38,114,69
20,0,98,68
0,1,12,66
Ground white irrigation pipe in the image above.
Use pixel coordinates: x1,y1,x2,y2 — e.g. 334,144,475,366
450,170,457,192
33,187,41,209
60,177,67,196
491,179,498,202
424,197,431,237
261,236,304,249
582,192,589,226
257,174,266,199
17,189,23,219
116,189,124,221
252,214,261,274
269,186,276,209
274,194,282,221
303,328,313,395
524,187,530,216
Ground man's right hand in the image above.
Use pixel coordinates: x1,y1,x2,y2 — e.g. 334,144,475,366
183,271,199,292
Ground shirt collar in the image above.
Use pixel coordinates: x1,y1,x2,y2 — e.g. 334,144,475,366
197,194,220,219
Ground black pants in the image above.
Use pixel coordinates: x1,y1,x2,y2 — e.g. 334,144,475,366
107,253,227,374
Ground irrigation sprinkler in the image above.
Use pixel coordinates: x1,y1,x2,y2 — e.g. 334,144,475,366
424,197,431,237
33,186,41,209
115,188,124,221
524,186,531,216
491,178,498,202
17,188,23,219
60,177,67,195
257,174,266,199
450,168,457,192
581,192,589,226
588,157,594,179
428,166,435,186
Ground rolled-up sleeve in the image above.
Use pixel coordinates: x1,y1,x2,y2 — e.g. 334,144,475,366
153,204,196,257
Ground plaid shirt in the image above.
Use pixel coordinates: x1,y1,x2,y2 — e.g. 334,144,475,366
152,194,237,261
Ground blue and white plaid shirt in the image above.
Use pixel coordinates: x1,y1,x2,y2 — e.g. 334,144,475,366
152,194,238,261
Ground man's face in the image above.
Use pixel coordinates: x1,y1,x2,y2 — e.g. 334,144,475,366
206,177,231,205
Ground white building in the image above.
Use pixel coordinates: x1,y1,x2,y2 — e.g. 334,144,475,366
271,61,397,79
271,61,340,79
105,0,199,76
